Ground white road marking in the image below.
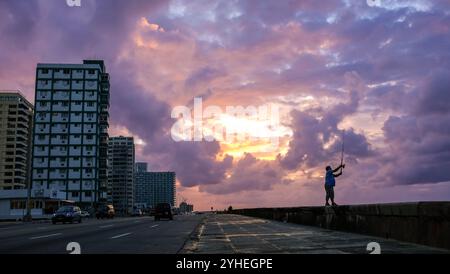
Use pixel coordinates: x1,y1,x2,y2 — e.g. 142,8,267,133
150,225,159,228
30,233,62,240
110,233,132,239
99,224,114,229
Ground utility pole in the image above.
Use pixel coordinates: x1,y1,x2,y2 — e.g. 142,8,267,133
24,179,32,222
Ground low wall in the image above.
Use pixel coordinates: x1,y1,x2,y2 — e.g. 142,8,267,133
232,202,450,250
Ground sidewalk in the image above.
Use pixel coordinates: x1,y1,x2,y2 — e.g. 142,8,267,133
182,214,449,254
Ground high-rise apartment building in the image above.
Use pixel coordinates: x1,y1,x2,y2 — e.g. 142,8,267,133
134,162,176,208
0,92,33,190
31,60,110,205
108,136,135,214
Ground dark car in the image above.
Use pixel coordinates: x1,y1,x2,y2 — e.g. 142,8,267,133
132,208,143,217
154,203,173,221
52,206,82,224
96,204,115,219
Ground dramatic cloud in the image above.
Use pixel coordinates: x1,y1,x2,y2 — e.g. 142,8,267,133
379,69,450,185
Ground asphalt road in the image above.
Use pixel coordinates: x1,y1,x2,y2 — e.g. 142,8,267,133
0,215,204,254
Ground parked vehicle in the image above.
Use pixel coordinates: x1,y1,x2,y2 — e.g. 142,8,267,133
96,204,115,219
52,206,82,224
80,211,90,218
154,203,173,221
132,209,143,217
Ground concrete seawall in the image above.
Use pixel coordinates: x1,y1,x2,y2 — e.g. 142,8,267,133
231,202,450,250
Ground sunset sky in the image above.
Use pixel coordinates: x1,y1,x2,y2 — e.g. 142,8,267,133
1,0,449,210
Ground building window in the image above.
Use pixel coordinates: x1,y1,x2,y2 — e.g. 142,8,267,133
72,192,79,198
34,201,43,209
85,191,92,197
10,200,26,210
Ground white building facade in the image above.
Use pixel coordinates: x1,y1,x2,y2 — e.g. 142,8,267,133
31,60,110,206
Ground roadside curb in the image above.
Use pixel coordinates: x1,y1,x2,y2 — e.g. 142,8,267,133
177,215,207,254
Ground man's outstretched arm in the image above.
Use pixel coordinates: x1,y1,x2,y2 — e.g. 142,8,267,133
333,171,342,178
333,164,345,173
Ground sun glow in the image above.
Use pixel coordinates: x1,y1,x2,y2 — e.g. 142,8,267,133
208,113,292,160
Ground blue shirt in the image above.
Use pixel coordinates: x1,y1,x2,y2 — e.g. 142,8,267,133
325,170,335,186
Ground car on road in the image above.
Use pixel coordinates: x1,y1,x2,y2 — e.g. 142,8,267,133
96,204,115,219
80,211,90,218
52,206,82,224
132,209,143,217
154,203,173,221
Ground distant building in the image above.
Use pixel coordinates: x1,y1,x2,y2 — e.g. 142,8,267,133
135,162,148,173
108,136,135,214
0,92,34,190
31,60,110,206
179,202,194,213
134,163,176,208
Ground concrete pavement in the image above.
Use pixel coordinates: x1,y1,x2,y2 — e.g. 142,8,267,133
182,214,449,254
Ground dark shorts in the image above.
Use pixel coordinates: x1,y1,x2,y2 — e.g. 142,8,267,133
325,185,334,199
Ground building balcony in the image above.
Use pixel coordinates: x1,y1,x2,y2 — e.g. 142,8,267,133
53,81,70,90
37,81,52,89
54,70,71,79
72,81,83,90
38,69,53,79
72,70,84,79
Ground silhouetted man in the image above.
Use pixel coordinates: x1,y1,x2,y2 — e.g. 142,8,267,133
324,164,345,206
